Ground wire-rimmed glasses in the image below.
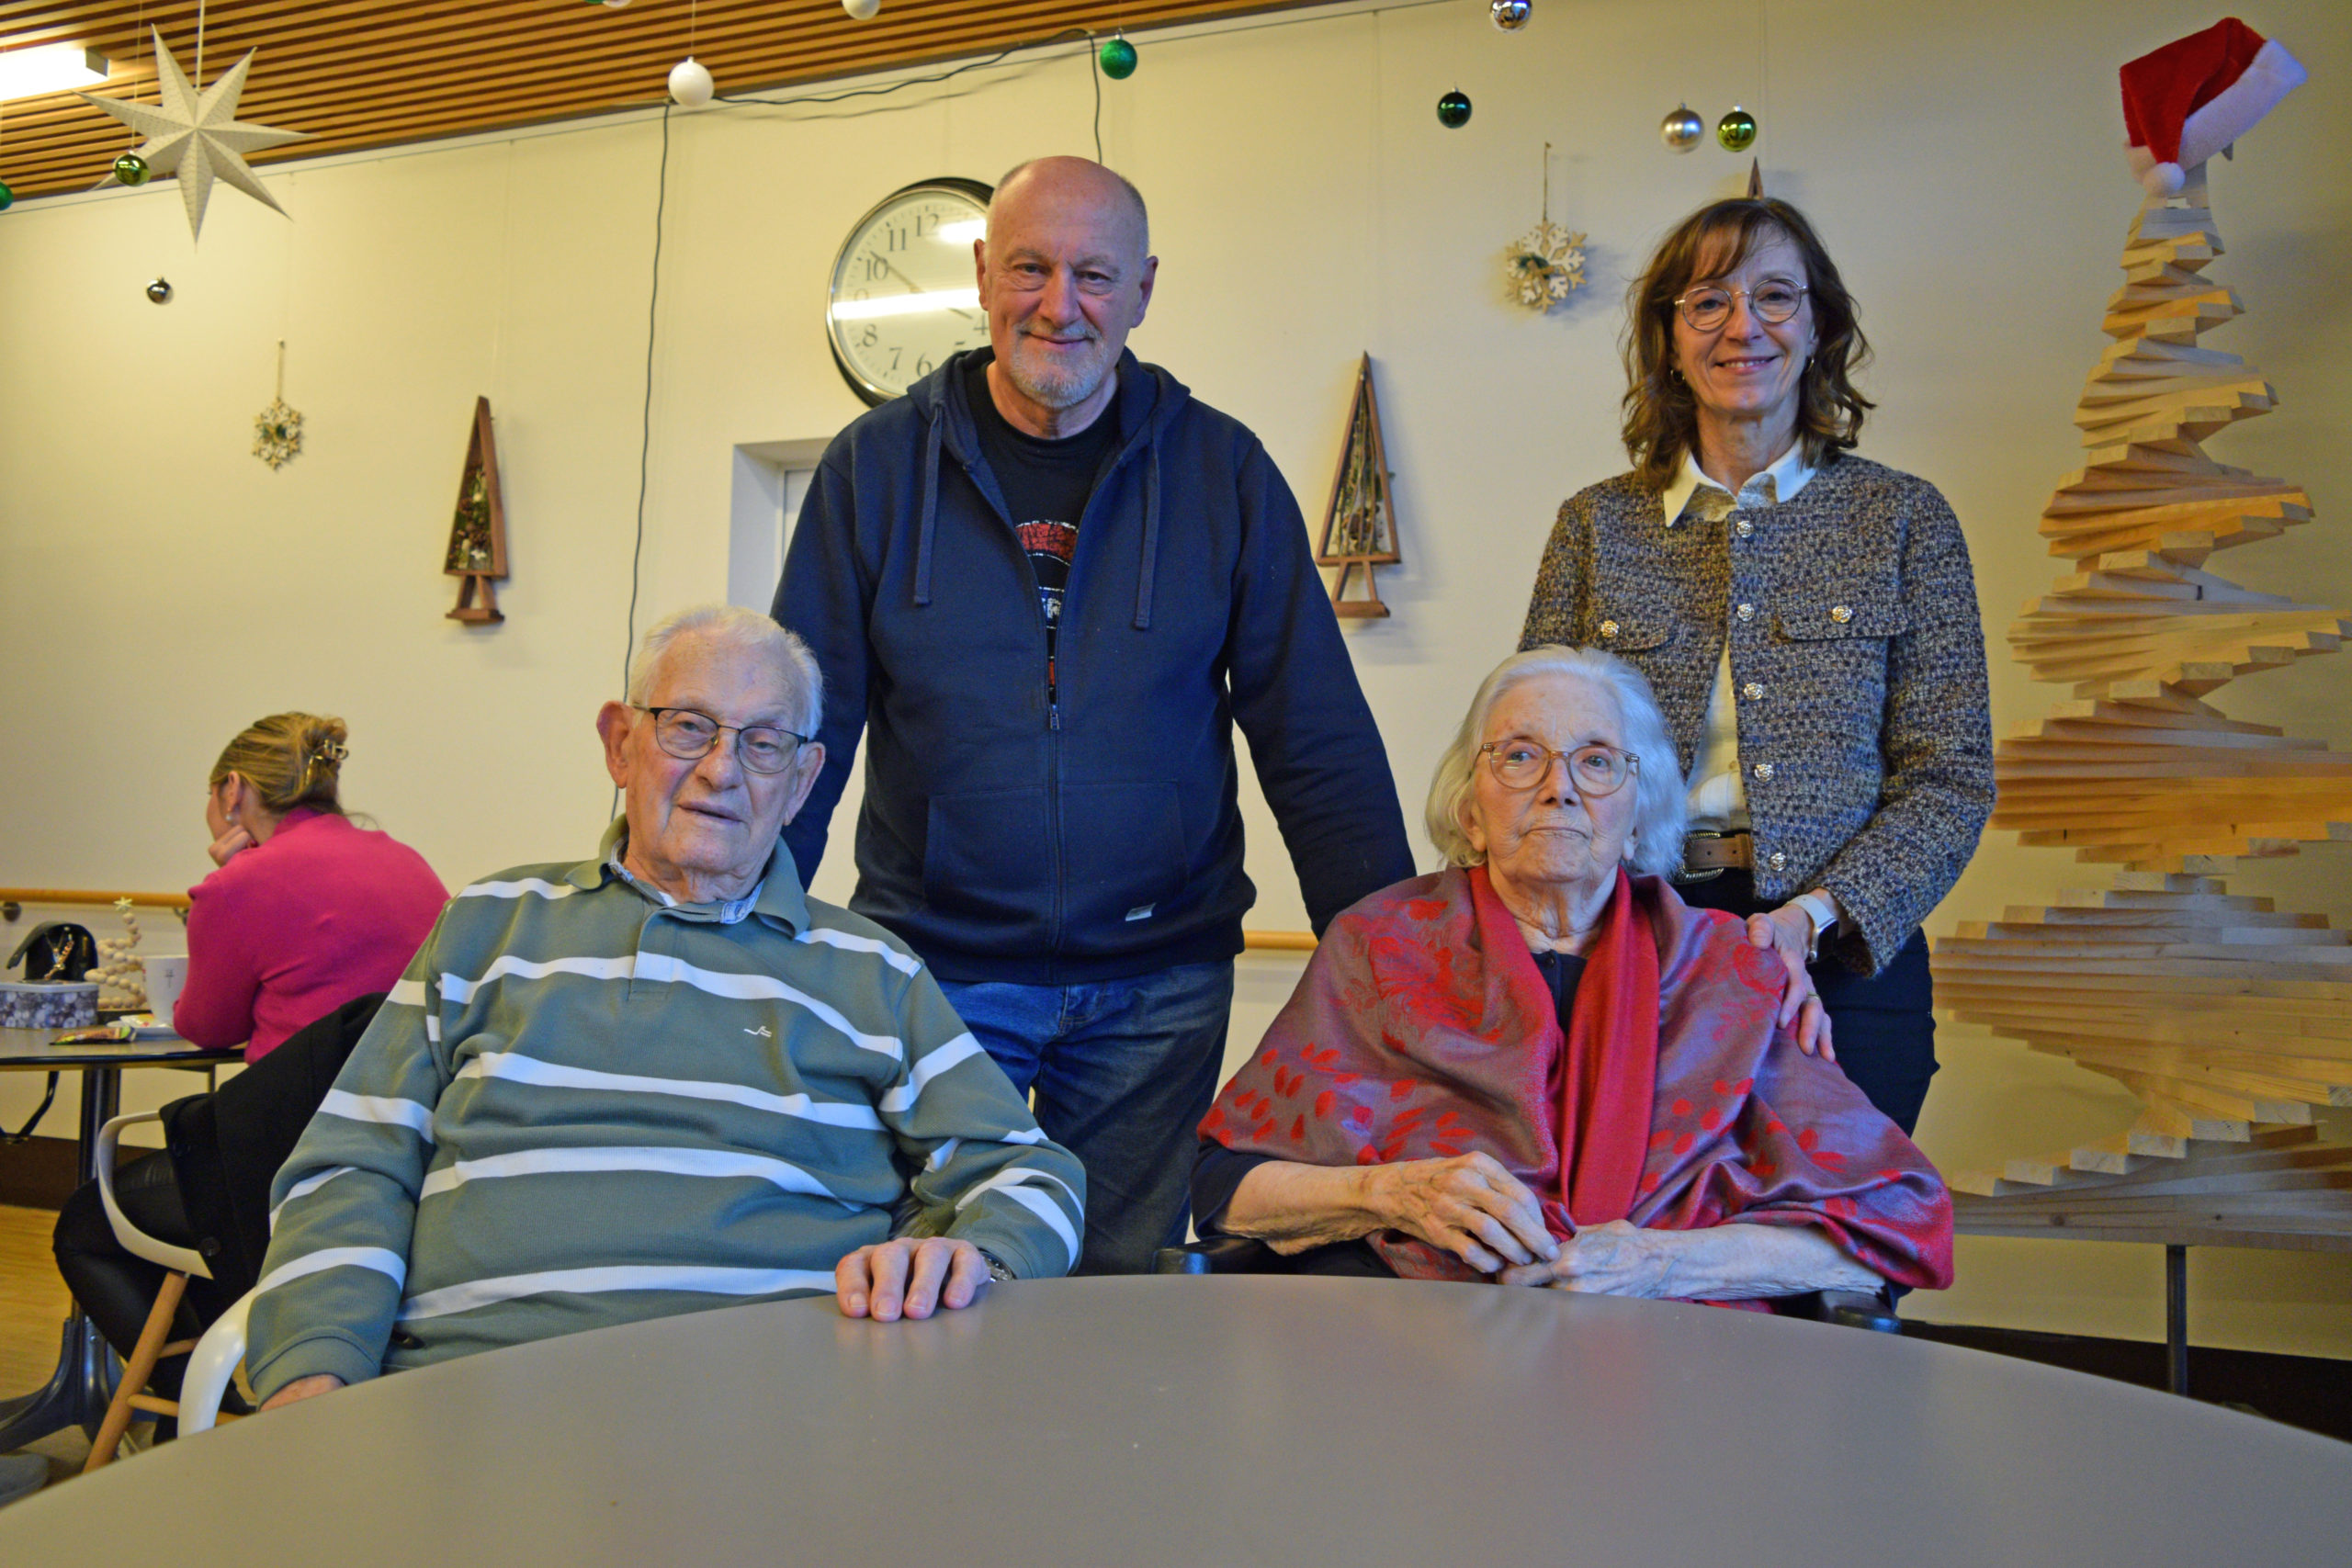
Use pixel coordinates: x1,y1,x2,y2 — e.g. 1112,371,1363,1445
633,705,809,775
1673,280,1807,332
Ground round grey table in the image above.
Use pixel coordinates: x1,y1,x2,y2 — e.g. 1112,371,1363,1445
0,1026,238,1449
3,1276,2348,1562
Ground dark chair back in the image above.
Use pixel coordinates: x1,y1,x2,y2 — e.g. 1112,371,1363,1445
158,992,386,1299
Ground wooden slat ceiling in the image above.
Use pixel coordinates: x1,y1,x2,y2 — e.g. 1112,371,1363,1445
0,1,1310,202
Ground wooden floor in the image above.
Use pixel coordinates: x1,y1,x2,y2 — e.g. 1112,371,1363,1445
0,1203,94,1496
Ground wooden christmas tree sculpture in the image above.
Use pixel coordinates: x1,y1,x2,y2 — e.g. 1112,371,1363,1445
444,396,508,625
1317,355,1403,618
1929,164,2352,1247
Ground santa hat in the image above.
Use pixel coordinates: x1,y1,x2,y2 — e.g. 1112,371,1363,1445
2120,17,2306,195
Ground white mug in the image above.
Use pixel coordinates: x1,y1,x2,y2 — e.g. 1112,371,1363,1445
141,953,190,1029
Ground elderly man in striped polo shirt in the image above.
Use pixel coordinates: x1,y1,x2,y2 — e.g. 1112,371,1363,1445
249,604,1084,1411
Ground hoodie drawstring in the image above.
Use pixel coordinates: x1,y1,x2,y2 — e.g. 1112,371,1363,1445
912,415,944,608
1133,440,1163,630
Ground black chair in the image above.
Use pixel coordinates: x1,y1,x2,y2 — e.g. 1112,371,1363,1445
1153,1237,1903,1333
67,991,385,1465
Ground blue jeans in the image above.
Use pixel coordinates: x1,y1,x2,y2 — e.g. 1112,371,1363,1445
937,960,1236,1275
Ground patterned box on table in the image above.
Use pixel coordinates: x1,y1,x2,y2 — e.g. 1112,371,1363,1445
0,981,101,1030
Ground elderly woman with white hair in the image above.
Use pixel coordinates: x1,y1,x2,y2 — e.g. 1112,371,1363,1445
1190,646,1951,1300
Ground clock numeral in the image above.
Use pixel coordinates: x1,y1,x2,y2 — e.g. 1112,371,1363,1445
888,347,903,373
915,354,933,377
886,225,908,253
859,325,879,349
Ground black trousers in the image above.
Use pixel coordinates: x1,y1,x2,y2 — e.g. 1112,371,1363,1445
1674,871,1938,1137
51,1151,236,1405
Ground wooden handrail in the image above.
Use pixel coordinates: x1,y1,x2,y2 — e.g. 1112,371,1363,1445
0,888,191,912
3,889,1306,943
1242,930,1317,953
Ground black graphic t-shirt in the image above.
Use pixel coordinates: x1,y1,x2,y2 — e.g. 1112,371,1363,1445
965,358,1122,698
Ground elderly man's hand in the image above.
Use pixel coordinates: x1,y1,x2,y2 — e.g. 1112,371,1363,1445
1370,1153,1560,1275
1497,1219,1679,1296
1746,908,1835,1061
258,1373,345,1411
836,1236,993,1322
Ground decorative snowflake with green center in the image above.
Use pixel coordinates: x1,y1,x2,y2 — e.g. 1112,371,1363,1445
1507,220,1587,310
253,398,304,468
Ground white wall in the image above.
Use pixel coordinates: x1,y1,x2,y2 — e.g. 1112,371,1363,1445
4,0,2347,1351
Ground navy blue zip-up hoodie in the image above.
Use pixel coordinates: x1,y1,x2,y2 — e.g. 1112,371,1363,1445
775,348,1414,986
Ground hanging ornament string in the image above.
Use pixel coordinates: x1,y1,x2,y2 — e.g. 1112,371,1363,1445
1503,141,1585,312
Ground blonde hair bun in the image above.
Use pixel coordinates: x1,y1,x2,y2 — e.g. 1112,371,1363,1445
211,712,352,817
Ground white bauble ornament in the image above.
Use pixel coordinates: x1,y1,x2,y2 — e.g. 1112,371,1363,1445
669,57,715,107
843,0,881,18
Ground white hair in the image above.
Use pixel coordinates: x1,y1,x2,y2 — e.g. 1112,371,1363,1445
626,604,823,737
1424,645,1688,878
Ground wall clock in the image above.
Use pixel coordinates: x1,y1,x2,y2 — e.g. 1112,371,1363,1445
827,176,995,406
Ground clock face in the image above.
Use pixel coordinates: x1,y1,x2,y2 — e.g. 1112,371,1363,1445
828,177,995,406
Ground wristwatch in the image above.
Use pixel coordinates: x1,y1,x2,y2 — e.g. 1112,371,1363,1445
1790,891,1839,963
978,1250,1017,1284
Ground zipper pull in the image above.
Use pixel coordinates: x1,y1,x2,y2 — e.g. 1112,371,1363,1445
1049,702,1061,731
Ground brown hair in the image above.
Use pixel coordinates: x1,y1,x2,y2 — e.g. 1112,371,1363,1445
209,713,351,817
1620,197,1873,492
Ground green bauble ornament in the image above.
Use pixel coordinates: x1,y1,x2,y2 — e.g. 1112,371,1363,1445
113,151,151,187
1099,35,1137,80
1716,106,1758,152
1436,88,1473,130
0,179,13,212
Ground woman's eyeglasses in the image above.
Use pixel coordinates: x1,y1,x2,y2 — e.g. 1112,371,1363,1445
1479,740,1639,797
1673,280,1807,332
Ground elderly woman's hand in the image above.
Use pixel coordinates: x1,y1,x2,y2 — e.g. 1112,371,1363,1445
1497,1219,1680,1296
1745,908,1835,1060
1371,1153,1561,1275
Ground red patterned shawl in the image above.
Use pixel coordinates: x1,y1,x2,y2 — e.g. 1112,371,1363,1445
1201,866,1953,1292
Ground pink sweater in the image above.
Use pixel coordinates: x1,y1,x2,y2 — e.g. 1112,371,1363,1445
175,808,449,1061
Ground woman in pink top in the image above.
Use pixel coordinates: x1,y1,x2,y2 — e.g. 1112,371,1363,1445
175,712,449,1061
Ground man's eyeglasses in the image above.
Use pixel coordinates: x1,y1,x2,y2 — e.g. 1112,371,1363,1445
633,705,809,775
1673,280,1807,332
1479,740,1639,797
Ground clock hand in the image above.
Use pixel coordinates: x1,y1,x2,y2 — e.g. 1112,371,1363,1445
876,252,981,323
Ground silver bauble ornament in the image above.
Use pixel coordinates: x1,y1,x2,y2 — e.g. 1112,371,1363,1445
145,277,173,304
1660,103,1704,153
1490,0,1532,31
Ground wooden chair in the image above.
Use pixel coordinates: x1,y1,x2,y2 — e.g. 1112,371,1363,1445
80,1112,238,1469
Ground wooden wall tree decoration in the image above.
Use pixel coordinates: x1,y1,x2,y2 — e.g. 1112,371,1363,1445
1930,164,2352,1247
1317,355,1403,619
444,396,508,625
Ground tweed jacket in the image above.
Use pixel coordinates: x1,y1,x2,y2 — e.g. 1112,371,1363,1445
1521,455,1994,976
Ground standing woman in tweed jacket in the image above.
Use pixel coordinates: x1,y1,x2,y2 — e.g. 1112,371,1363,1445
1521,197,1993,1135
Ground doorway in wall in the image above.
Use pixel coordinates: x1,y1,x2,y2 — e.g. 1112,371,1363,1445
728,438,831,613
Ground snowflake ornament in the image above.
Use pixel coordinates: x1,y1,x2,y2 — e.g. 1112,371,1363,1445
254,398,304,468
1508,220,1587,311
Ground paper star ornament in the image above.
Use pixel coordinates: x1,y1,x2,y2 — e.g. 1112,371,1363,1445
81,28,305,242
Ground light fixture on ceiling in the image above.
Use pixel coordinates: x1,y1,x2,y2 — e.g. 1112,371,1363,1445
0,42,108,101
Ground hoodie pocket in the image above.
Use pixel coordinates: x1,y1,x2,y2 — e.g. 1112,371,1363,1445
1059,781,1188,937
922,788,1052,931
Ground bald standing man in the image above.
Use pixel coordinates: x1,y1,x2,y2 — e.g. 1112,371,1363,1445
775,157,1413,1273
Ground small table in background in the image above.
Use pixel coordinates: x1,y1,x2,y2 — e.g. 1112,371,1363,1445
0,1027,240,1450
